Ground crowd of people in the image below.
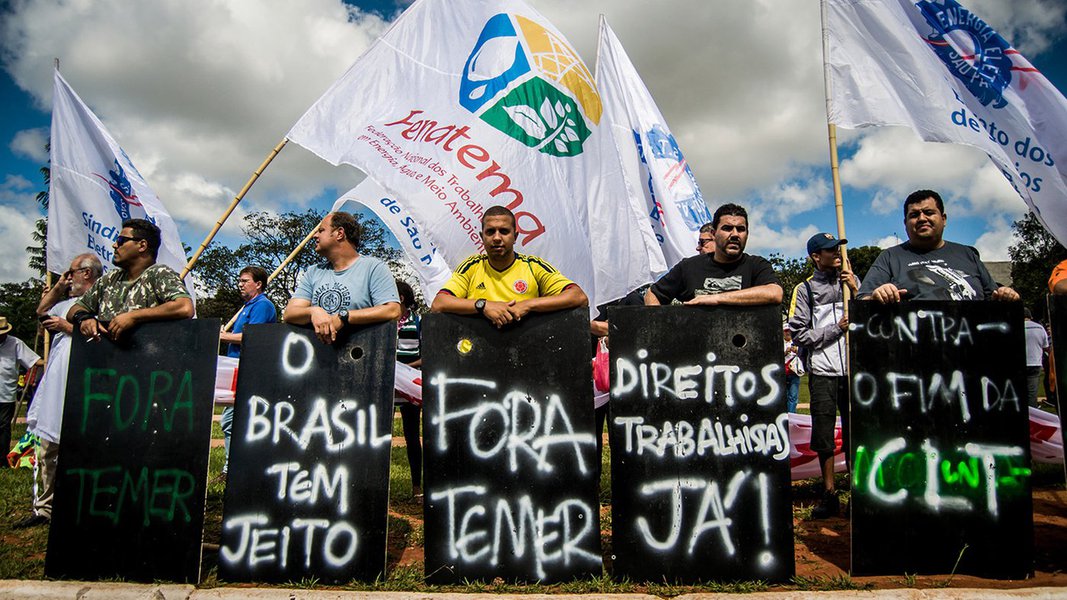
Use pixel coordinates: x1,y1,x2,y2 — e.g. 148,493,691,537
3,188,1066,531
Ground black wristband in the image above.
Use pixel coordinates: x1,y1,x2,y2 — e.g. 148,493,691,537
71,312,97,326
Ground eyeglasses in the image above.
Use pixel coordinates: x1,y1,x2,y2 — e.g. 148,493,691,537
115,235,145,246
63,267,93,278
697,238,714,246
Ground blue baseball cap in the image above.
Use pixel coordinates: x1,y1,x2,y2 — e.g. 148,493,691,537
807,232,847,255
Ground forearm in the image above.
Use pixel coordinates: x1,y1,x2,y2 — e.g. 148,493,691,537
347,302,401,325
590,320,608,337
644,288,663,306
431,293,477,314
219,331,242,345
711,283,783,306
521,286,588,313
123,297,194,323
283,300,315,324
37,287,67,317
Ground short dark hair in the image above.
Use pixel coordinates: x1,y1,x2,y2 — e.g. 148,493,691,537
240,265,269,291
482,205,516,230
122,218,161,259
699,222,715,235
904,190,944,215
329,212,361,249
712,203,748,229
396,279,416,309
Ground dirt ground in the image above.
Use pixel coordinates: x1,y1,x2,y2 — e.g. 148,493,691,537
380,473,1067,591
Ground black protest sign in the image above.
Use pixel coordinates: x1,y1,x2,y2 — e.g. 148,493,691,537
421,309,601,584
45,320,220,583
849,301,1032,578
607,305,794,583
1050,294,1067,480
218,322,396,584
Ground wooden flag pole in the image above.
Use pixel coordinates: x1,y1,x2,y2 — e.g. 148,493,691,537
42,272,52,362
821,0,851,315
221,217,324,332
182,138,289,278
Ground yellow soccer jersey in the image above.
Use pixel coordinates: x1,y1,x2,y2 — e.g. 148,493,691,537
442,253,575,302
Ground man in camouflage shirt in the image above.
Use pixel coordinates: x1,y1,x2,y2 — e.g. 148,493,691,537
68,218,194,340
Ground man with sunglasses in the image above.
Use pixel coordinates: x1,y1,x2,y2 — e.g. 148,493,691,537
696,222,715,256
67,219,193,340
17,253,101,527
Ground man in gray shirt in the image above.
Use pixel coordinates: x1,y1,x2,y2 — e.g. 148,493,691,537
858,190,1019,303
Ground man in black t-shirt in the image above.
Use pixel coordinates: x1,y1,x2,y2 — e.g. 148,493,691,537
645,203,783,306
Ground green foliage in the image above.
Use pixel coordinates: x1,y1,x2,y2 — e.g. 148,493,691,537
0,279,44,344
845,244,883,281
1009,211,1066,319
769,253,813,315
792,574,872,591
191,209,402,319
27,219,48,277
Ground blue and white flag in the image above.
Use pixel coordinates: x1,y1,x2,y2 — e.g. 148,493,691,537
48,70,187,276
827,0,1067,246
331,178,452,300
596,16,714,270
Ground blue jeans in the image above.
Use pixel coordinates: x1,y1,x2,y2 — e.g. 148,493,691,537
785,374,800,413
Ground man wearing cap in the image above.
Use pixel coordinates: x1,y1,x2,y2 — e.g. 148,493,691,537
787,232,858,518
858,190,1018,302
645,203,782,306
0,315,41,467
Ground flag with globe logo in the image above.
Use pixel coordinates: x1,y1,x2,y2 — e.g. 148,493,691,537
287,0,662,310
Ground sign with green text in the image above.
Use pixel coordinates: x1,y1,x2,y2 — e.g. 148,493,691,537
849,302,1032,578
45,320,220,583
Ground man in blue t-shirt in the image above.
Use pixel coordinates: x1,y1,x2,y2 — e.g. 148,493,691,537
283,211,400,343
217,265,277,476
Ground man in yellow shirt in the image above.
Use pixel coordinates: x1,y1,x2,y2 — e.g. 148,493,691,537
431,206,588,327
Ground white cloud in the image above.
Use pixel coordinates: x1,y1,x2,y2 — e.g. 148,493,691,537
10,128,49,162
0,0,1062,282
874,234,904,249
973,218,1015,261
0,177,41,281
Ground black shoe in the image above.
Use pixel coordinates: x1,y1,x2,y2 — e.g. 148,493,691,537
811,492,840,519
14,514,49,528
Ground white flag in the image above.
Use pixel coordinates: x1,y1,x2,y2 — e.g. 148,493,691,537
827,0,1067,245
331,178,453,300
48,70,188,276
287,0,659,308
596,17,714,269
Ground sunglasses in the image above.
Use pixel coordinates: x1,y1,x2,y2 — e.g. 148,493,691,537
697,238,714,246
62,267,93,278
115,235,145,246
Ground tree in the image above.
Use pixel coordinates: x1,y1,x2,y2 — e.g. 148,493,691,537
192,209,402,319
28,148,50,277
769,253,813,316
1009,211,1066,319
0,279,45,347
845,245,883,282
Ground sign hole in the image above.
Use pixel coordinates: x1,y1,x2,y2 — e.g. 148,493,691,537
350,346,364,360
732,334,747,348
457,338,473,354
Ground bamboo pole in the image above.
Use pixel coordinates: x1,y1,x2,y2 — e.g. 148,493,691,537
821,0,851,315
42,272,52,362
182,138,289,278
221,218,324,332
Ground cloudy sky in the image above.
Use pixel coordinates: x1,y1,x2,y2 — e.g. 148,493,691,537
1,0,1065,283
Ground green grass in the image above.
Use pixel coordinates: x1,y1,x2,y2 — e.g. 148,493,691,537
792,574,872,591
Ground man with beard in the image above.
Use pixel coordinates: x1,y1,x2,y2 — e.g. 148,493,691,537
18,253,102,527
859,190,1019,303
645,203,782,306
68,218,193,339
431,205,587,325
284,211,400,344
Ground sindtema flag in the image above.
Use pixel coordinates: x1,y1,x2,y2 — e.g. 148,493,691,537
287,0,659,308
48,70,187,276
596,17,713,270
331,178,452,300
827,0,1067,246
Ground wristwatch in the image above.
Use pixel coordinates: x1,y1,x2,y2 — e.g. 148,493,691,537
474,299,487,315
337,309,350,329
